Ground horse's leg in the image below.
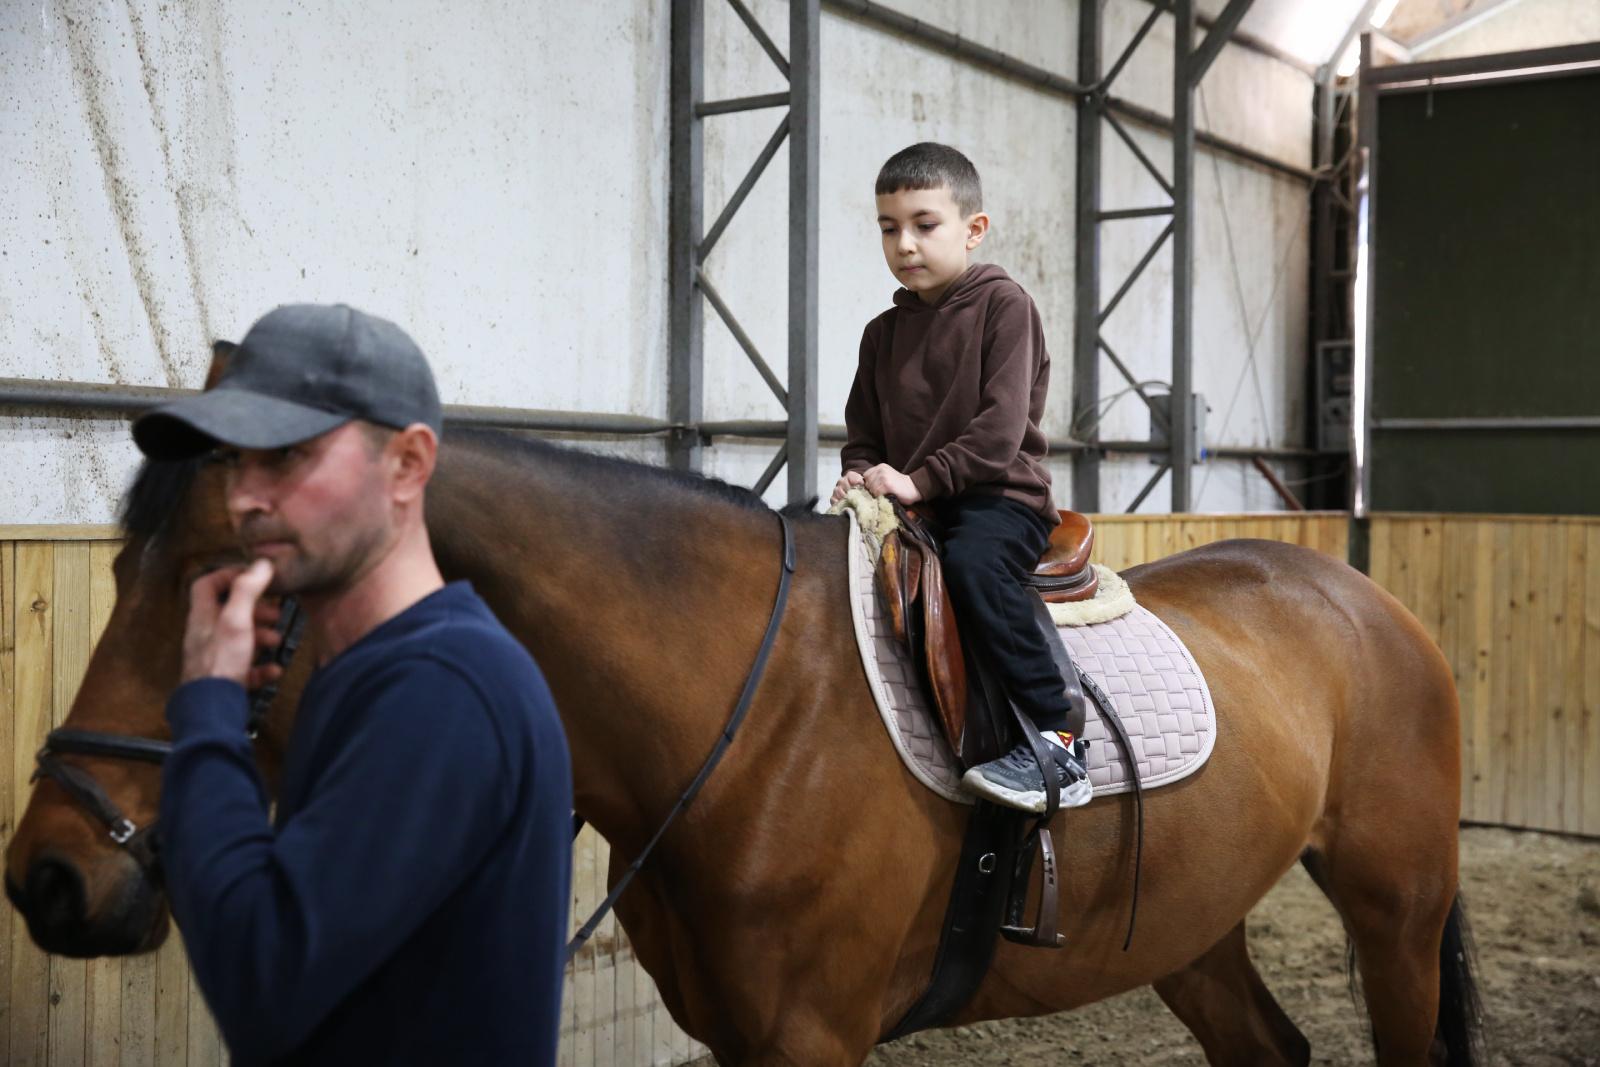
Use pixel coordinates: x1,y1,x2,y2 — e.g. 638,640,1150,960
1303,838,1456,1066
1301,593,1463,1066
1152,921,1310,1067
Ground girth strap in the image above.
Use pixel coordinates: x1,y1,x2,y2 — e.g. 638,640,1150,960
880,800,1028,1042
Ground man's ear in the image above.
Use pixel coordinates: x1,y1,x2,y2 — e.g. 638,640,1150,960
205,341,238,390
392,424,439,502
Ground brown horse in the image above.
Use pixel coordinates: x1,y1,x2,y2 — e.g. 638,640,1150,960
6,426,1479,1065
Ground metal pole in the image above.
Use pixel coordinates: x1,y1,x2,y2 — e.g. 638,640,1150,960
668,0,705,472
1310,82,1336,393
1352,32,1378,518
1071,0,1101,512
1170,0,1196,511
787,0,821,506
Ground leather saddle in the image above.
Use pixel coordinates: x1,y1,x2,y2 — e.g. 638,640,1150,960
878,500,1098,769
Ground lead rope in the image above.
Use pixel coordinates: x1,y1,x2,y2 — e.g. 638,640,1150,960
248,597,305,737
566,513,796,962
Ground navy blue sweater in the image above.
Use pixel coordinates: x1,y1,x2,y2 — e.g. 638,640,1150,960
161,582,572,1066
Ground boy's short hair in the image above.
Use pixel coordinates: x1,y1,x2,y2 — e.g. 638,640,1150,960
875,143,983,217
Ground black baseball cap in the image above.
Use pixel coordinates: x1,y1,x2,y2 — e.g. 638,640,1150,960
133,304,443,461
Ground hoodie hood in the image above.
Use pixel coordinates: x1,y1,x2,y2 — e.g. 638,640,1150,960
892,262,1014,312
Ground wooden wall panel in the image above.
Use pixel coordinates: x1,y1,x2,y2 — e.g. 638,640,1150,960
5,510,1594,1064
1368,514,1600,836
1085,511,1350,570
1094,510,1597,836
0,534,229,1067
0,532,706,1067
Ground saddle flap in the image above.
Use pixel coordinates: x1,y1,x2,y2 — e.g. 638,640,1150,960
875,505,968,755
917,537,968,752
879,530,921,648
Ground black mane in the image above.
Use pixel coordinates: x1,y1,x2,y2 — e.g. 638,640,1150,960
449,429,823,517
120,455,205,541
117,430,820,540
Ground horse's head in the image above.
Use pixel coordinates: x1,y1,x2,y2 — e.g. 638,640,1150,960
5,346,313,957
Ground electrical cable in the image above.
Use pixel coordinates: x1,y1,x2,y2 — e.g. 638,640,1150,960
1072,379,1171,440
1194,85,1318,506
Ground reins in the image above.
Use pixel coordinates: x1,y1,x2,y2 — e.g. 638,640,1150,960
566,511,795,961
32,595,307,867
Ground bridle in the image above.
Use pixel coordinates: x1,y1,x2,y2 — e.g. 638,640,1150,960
32,598,306,870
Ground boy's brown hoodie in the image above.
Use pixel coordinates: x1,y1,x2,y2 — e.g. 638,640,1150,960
841,262,1057,526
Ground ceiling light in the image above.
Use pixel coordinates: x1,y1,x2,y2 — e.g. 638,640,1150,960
1371,0,1402,29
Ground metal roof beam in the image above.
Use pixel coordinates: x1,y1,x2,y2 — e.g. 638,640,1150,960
1188,0,1258,85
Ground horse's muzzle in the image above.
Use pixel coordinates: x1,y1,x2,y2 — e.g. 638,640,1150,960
6,851,168,957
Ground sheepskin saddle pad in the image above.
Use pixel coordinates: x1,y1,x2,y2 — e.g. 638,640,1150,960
834,504,1217,803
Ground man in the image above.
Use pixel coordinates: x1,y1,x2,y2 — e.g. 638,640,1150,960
133,304,572,1066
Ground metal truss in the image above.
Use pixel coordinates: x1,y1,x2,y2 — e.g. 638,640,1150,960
1073,0,1257,513
670,0,820,504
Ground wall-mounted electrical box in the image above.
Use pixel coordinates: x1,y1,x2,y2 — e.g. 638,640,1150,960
1148,392,1208,464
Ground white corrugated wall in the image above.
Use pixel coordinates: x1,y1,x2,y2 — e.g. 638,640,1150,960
2,0,1329,525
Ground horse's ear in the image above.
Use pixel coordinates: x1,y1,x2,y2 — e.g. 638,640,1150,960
205,341,237,390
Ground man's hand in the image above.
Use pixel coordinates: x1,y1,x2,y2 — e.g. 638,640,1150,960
182,560,283,687
863,464,922,505
829,469,866,506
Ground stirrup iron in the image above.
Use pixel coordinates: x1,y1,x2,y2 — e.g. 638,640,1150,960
999,824,1064,948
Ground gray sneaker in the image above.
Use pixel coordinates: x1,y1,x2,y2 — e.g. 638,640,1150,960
962,738,1094,813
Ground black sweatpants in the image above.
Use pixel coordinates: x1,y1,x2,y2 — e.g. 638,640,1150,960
935,494,1074,735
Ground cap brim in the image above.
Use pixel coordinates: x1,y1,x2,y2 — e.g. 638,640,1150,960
133,388,352,461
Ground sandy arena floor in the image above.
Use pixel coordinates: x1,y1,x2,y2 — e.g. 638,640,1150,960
693,827,1600,1065
854,827,1600,1067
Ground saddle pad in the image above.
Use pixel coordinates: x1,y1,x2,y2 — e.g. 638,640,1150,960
844,510,1217,803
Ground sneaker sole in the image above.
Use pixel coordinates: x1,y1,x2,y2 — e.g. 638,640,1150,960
960,769,1094,813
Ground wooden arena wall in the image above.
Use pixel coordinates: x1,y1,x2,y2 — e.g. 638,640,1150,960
1,511,1592,1063
0,530,709,1066
1084,511,1350,571
1087,511,1599,837
1364,514,1600,838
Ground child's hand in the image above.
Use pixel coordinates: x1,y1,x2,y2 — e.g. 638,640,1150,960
863,464,921,505
830,469,865,506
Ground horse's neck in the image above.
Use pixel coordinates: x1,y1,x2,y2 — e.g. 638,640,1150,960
425,441,786,850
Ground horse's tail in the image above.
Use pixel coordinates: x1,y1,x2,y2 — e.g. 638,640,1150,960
1434,891,1483,1067
1300,850,1483,1064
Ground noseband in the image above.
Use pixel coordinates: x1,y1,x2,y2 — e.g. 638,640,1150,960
32,598,306,869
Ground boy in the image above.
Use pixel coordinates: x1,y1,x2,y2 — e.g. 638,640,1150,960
832,143,1091,814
